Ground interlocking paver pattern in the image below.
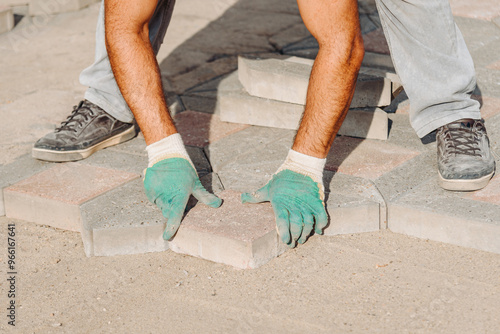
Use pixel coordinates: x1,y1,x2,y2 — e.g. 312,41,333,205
1,0,500,268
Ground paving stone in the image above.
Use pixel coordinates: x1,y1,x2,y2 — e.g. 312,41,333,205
282,35,318,53
282,48,318,59
29,0,99,16
361,51,395,70
216,133,295,192
217,71,305,130
174,110,250,147
359,14,378,34
219,71,390,140
472,95,500,119
494,16,500,29
268,23,311,51
325,136,420,180
359,67,402,95
169,190,287,269
205,125,295,173
337,108,388,141
362,28,390,55
3,162,139,232
83,136,212,177
450,0,500,20
323,172,384,234
388,179,500,254
0,154,52,216
386,113,434,153
238,56,392,107
236,0,299,15
79,178,167,257
455,17,500,52
164,56,238,95
0,7,14,34
180,95,217,114
358,0,378,15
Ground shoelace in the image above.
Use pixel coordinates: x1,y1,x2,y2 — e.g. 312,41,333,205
55,101,95,133
442,122,482,157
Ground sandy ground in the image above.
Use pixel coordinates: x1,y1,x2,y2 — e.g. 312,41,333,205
0,216,499,333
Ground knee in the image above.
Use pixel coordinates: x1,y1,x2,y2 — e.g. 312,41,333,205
318,31,365,71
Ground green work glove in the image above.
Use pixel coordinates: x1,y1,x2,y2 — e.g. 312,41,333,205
241,149,328,247
144,134,222,240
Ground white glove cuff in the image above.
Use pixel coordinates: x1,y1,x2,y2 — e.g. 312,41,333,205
276,149,326,186
145,133,193,168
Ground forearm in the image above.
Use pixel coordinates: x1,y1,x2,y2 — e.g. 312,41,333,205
105,0,176,145
293,0,364,158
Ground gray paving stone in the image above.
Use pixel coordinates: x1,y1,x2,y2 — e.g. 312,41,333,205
29,0,98,16
218,71,305,129
493,16,500,30
282,35,318,53
0,6,14,34
337,108,388,141
323,172,384,234
455,17,500,53
359,13,378,34
361,51,395,70
388,179,500,254
180,95,217,114
238,56,392,107
282,48,318,59
96,135,212,176
169,190,287,269
268,23,311,51
215,133,295,192
205,125,294,173
0,154,52,216
219,71,389,140
386,113,435,153
80,178,168,257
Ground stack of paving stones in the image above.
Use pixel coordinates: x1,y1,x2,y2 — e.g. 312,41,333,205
218,55,394,141
2,0,500,270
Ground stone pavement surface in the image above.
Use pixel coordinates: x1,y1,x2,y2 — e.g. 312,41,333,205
1,0,500,261
0,0,499,331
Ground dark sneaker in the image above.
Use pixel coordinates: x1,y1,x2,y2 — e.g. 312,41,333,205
437,118,495,191
32,100,137,162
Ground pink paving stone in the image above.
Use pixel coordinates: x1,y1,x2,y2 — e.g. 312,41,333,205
362,28,390,55
169,190,286,269
3,163,139,231
449,0,500,20
463,175,500,204
174,110,250,147
472,95,500,119
325,136,420,180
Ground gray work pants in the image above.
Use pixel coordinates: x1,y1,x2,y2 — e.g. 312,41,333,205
80,0,481,137
79,0,175,123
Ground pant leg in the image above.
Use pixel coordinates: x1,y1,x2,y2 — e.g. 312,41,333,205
79,0,176,123
374,0,481,138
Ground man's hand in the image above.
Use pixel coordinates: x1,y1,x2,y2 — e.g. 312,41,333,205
144,158,222,240
242,170,328,246
241,149,328,247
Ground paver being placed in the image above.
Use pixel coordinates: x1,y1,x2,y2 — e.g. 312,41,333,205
238,56,392,107
388,178,500,254
323,172,383,234
0,7,14,34
29,0,99,16
4,162,139,231
218,71,390,140
80,173,224,257
169,190,287,269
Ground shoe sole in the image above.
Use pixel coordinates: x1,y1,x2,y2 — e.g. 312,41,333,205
32,126,137,162
438,170,494,191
